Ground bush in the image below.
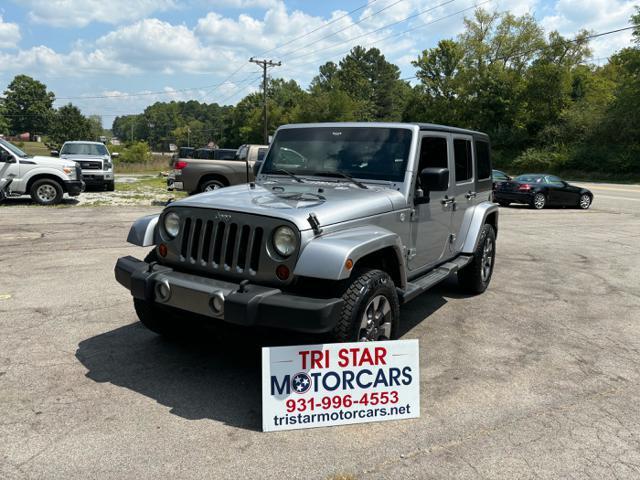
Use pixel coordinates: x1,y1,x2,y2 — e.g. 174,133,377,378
512,148,570,173
115,142,152,164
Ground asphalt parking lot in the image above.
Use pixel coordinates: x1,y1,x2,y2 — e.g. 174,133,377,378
1,183,639,479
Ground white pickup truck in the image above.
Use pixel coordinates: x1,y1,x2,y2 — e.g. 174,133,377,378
0,138,84,205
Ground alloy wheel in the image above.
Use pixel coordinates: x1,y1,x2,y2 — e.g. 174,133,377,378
359,294,392,342
533,193,546,209
580,194,591,209
481,236,494,282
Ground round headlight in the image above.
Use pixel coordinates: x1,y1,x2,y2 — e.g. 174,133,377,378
164,212,180,238
272,225,297,257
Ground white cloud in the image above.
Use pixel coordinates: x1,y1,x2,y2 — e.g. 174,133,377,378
16,0,176,28
539,0,637,58
0,15,20,48
204,0,279,8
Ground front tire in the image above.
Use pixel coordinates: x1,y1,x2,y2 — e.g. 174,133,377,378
579,194,591,209
458,224,496,294
105,181,115,192
30,179,63,205
332,269,400,343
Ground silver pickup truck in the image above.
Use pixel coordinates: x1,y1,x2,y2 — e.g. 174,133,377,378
115,123,498,342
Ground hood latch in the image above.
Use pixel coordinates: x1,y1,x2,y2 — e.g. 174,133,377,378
307,212,322,235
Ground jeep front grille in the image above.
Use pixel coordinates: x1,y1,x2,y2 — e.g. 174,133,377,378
179,217,264,275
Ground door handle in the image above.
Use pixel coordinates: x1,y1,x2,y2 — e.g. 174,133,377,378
465,191,477,200
441,196,455,206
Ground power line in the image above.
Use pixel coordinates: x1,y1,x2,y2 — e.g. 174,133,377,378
280,0,481,72
399,24,637,82
287,0,458,62
277,0,407,60
49,1,392,102
258,0,379,56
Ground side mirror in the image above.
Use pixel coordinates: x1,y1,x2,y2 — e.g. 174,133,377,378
420,167,449,192
0,151,15,163
50,150,59,157
111,152,120,158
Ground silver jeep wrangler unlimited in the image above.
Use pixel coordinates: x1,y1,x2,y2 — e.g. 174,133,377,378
115,123,498,342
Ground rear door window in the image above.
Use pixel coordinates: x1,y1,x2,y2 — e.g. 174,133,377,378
476,141,491,179
453,139,473,183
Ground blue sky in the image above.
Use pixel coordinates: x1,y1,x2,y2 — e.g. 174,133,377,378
0,0,636,127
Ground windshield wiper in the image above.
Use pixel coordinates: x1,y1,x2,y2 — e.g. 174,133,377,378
268,168,305,183
311,171,368,189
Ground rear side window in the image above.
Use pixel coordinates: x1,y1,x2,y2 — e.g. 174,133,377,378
454,139,473,183
257,148,268,161
476,141,491,179
418,136,448,171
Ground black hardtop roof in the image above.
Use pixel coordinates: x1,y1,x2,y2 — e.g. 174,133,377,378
416,123,488,138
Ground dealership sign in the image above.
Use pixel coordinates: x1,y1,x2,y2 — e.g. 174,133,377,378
261,340,420,432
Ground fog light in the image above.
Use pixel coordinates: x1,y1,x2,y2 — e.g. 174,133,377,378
276,264,290,281
155,279,171,302
209,291,225,316
158,243,168,257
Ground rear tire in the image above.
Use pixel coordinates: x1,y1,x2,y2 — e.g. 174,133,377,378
200,179,226,192
531,193,546,210
30,178,63,205
458,224,496,294
332,269,400,343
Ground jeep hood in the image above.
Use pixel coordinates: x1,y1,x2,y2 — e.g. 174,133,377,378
172,182,406,230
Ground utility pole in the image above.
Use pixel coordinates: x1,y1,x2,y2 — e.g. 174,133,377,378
249,57,281,144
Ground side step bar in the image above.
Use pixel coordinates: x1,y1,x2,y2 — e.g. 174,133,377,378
398,255,473,304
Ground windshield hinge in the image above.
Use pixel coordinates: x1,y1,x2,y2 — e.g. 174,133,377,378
307,212,323,235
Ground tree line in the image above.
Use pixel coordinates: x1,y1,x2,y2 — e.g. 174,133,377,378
1,7,638,176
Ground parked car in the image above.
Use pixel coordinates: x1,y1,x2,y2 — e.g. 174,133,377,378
52,141,116,191
493,173,593,209
0,138,84,205
167,144,268,194
115,122,498,342
491,169,511,202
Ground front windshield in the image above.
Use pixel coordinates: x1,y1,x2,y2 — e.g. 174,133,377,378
262,127,413,183
0,138,28,158
60,143,108,156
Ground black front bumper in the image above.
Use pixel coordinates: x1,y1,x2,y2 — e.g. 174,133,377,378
114,256,343,333
82,174,112,187
64,180,85,196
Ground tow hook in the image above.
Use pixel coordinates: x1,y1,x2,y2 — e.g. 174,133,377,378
238,279,250,293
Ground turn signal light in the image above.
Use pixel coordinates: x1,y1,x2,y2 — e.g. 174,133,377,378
158,243,168,257
518,184,532,191
276,265,290,281
175,160,188,170
345,258,354,270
